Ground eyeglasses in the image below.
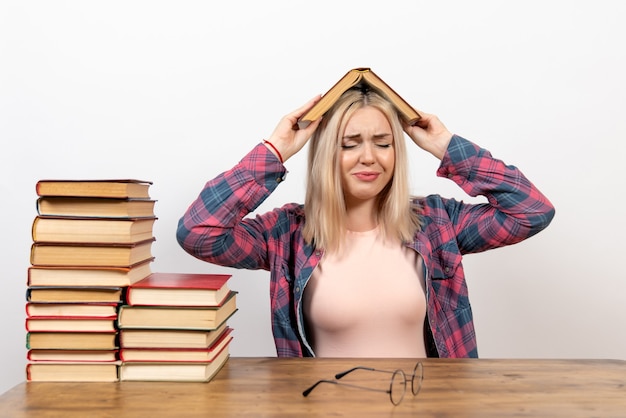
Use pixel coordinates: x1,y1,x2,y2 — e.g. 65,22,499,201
302,362,423,406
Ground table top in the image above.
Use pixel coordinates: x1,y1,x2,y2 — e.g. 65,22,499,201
1,357,625,417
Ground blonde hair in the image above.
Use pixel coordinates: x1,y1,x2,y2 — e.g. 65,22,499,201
303,89,422,251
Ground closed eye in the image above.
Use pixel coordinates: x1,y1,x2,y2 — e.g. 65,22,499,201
341,133,393,149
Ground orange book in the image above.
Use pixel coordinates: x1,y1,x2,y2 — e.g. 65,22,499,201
297,67,421,129
32,216,156,244
30,238,155,267
126,272,232,306
26,362,120,382
26,317,117,332
27,349,119,362
36,179,152,198
27,259,153,287
26,286,124,303
36,197,156,218
26,331,118,350
26,302,119,318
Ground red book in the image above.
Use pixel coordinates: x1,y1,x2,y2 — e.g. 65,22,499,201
120,327,233,362
126,272,232,306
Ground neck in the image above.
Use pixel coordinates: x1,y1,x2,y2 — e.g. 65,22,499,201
345,199,378,232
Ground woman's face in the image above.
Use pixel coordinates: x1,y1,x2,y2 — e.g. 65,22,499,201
339,106,395,207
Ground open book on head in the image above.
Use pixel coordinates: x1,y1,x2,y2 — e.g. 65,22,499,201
297,68,421,129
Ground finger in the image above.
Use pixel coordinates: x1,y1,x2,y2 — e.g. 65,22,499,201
288,95,323,130
402,119,424,134
299,115,322,136
413,111,434,128
288,95,323,121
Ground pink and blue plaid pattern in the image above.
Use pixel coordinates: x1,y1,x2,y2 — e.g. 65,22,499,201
177,135,555,358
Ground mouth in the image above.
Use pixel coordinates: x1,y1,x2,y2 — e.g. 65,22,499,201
353,172,380,181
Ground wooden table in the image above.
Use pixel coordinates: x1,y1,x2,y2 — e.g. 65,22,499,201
1,357,625,417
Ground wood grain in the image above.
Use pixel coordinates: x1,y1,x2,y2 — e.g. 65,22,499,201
2,358,625,417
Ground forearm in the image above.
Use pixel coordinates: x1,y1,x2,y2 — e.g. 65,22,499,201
176,143,285,267
439,135,555,251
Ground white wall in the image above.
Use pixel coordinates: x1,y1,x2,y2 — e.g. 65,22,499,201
1,0,625,395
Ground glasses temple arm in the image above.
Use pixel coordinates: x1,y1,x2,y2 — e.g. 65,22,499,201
303,378,392,397
302,379,339,397
335,366,377,379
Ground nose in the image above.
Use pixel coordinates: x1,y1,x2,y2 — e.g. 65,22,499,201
359,142,375,164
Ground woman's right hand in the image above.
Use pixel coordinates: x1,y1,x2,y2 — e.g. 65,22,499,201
265,95,323,162
403,111,453,161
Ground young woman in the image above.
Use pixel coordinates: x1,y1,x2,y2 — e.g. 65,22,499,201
176,89,555,358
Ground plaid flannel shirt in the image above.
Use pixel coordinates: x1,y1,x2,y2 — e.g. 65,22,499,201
177,135,555,358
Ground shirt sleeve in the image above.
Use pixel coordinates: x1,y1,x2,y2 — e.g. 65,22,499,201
176,142,287,269
436,135,555,254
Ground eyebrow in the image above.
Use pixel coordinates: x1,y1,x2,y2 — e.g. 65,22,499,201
342,132,392,140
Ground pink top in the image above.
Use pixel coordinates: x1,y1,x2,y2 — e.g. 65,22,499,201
303,227,427,357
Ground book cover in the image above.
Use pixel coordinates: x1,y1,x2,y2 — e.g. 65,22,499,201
118,291,237,330
36,197,156,218
27,349,119,362
27,259,153,287
32,216,156,244
119,328,233,362
25,317,117,332
119,322,230,349
26,362,120,382
25,302,119,318
36,179,152,198
26,286,124,303
119,342,230,382
26,331,118,350
127,272,232,306
297,67,421,129
30,238,155,267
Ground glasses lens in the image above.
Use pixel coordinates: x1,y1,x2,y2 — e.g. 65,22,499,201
389,369,406,405
411,362,424,396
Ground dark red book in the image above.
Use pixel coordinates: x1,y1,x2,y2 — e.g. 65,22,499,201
119,327,233,362
126,272,232,306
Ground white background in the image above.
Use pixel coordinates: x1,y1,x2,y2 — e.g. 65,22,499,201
1,1,625,395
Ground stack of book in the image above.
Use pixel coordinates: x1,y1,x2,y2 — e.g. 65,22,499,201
26,179,157,382
118,272,236,382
